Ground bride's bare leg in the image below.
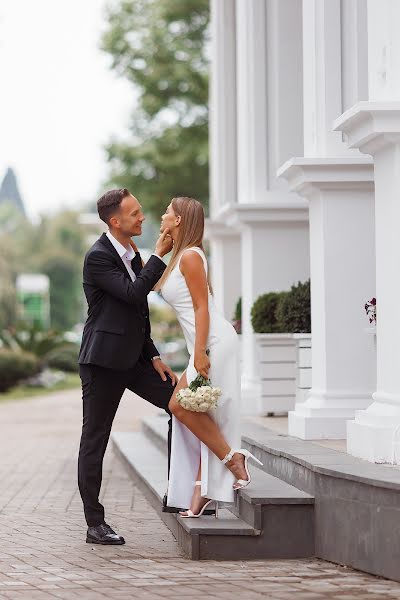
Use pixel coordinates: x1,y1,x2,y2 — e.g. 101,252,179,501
169,372,247,482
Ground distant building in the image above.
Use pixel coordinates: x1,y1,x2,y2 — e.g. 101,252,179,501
0,167,26,215
16,274,50,328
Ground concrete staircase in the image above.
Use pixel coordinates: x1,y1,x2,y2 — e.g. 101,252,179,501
112,415,315,560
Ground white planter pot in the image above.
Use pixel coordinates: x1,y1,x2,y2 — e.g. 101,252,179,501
255,333,297,415
238,332,313,416
293,333,312,405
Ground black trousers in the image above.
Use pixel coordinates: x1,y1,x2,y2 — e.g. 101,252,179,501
78,357,174,527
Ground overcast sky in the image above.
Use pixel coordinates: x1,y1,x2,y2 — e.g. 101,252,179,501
0,0,135,219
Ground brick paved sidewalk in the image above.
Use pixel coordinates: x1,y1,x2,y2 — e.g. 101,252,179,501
0,388,399,600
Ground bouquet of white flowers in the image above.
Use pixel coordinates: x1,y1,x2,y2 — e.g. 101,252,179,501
176,373,222,413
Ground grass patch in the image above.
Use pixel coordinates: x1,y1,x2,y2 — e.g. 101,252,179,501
0,372,81,402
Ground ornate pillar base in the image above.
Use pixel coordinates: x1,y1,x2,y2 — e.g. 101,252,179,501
289,390,374,440
347,402,400,464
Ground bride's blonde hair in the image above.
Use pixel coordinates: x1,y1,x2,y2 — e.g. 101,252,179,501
154,196,212,292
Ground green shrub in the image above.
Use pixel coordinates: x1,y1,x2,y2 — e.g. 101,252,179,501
232,297,242,334
251,292,287,333
276,279,311,333
0,350,41,392
47,345,79,373
234,297,242,321
0,324,71,362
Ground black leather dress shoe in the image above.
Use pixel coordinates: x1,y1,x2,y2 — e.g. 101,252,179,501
162,494,216,516
86,523,125,545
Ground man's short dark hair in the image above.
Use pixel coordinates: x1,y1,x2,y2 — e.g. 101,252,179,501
97,188,130,224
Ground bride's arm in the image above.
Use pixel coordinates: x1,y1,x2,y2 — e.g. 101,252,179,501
180,251,211,379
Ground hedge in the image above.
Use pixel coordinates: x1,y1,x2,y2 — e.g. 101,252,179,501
276,279,311,333
47,345,79,373
251,280,311,334
0,350,41,393
251,292,287,333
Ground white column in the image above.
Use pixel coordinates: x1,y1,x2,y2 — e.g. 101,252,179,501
207,1,240,324
278,159,376,438
366,0,400,101
209,0,237,218
235,0,268,204
302,0,351,157
341,0,369,111
233,0,309,415
235,0,268,413
333,1,400,462
236,0,304,201
277,0,376,438
206,222,241,321
237,205,309,415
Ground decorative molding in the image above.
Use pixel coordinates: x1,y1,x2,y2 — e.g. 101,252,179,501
278,156,374,196
207,201,309,234
334,101,400,155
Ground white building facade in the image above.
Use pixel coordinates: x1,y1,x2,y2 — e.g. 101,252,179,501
209,0,400,464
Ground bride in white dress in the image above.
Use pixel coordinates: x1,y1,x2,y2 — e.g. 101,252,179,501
155,196,261,517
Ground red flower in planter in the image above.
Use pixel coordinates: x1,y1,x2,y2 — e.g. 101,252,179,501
365,297,376,325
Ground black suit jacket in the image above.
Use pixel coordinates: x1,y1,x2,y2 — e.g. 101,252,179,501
78,233,166,371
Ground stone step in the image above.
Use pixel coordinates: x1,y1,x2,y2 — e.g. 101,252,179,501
113,418,315,560
238,421,400,582
141,415,314,548
142,414,168,453
112,431,259,560
231,466,314,533
140,415,400,580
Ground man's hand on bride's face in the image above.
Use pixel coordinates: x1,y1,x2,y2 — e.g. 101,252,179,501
194,350,210,380
151,358,178,385
155,228,173,257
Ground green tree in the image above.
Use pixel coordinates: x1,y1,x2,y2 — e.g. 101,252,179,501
101,0,209,219
0,204,31,328
0,210,86,332
32,211,86,331
0,253,17,329
39,253,82,331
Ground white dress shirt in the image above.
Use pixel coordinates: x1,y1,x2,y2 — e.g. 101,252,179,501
106,232,164,282
106,231,137,281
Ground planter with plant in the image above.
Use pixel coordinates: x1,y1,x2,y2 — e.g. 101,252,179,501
250,281,312,415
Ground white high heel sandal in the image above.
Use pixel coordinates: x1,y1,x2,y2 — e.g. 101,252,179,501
179,481,219,519
222,449,263,490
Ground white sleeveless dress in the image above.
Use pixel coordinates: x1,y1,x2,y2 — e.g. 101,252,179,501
161,246,241,508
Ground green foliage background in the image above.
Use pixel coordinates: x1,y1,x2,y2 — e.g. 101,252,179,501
101,0,210,219
0,0,210,334
0,205,86,331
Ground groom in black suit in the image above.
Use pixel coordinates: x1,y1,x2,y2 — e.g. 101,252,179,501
78,188,177,545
